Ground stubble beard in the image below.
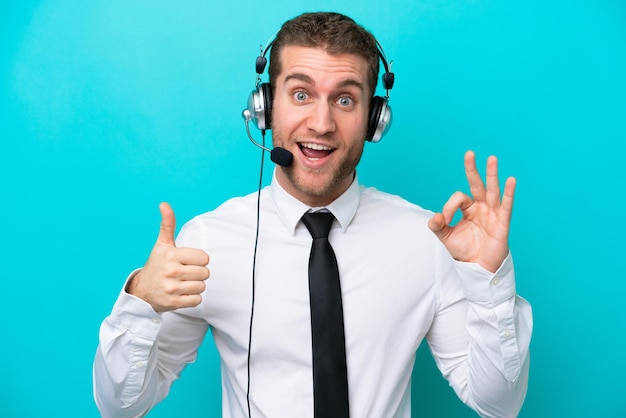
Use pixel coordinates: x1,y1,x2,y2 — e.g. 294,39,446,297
274,132,365,203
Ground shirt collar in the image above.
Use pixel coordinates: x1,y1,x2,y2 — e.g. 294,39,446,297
270,169,361,235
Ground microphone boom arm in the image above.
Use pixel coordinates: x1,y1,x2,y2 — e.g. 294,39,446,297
242,110,293,167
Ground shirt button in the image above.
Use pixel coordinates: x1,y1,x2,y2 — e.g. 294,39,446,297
491,277,501,286
151,317,161,324
504,329,513,338
136,361,146,368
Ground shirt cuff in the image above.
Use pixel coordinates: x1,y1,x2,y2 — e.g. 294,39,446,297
108,269,163,341
453,252,516,305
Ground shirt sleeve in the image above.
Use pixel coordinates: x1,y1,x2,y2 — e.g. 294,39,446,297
93,271,209,418
426,249,533,418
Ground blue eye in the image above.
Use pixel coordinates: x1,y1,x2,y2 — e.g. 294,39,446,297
294,91,308,101
337,96,353,107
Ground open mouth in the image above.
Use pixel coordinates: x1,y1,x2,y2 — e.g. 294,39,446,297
298,142,335,160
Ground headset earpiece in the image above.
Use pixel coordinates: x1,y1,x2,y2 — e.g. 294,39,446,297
366,96,391,143
261,83,272,129
368,40,394,143
246,81,272,131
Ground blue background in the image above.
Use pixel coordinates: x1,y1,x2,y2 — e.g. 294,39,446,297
2,0,625,417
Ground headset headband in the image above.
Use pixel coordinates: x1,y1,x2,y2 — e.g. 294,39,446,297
254,39,394,97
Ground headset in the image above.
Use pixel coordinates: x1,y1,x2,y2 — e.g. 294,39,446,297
244,38,395,145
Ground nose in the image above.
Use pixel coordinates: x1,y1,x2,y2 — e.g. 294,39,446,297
306,101,336,135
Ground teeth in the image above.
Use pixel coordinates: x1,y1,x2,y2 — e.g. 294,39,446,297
301,142,333,151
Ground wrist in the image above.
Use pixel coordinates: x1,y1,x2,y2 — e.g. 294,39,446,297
124,269,143,296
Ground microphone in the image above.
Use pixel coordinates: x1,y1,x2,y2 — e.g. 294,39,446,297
242,110,294,167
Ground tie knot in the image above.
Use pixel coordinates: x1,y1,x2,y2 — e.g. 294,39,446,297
302,212,335,239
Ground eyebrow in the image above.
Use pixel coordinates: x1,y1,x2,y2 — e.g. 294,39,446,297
283,72,365,92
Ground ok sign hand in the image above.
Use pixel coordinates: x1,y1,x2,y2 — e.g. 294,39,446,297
428,151,516,273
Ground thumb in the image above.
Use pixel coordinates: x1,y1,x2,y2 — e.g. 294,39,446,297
157,202,176,246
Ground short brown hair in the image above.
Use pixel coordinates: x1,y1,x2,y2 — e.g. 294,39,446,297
268,12,380,96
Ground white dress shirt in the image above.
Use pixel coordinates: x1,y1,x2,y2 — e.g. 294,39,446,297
93,172,532,418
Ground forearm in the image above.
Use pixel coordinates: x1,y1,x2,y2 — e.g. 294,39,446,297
462,295,532,417
429,252,533,418
93,290,170,418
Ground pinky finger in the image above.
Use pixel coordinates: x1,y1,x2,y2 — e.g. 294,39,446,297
500,176,517,223
178,294,203,309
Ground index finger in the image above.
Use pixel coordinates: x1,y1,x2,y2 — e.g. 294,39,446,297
176,247,210,267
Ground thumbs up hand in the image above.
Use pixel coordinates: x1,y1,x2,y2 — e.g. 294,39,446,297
126,202,210,313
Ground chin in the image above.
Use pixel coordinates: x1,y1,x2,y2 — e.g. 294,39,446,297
296,171,352,202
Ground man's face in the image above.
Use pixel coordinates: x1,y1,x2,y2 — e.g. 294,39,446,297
271,45,371,207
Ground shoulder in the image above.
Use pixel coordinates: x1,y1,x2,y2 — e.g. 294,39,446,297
349,185,437,242
176,188,266,243
359,185,433,221
346,186,443,265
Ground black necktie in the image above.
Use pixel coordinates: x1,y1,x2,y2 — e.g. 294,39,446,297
301,212,350,418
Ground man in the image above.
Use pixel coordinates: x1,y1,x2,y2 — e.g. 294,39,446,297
93,12,532,418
